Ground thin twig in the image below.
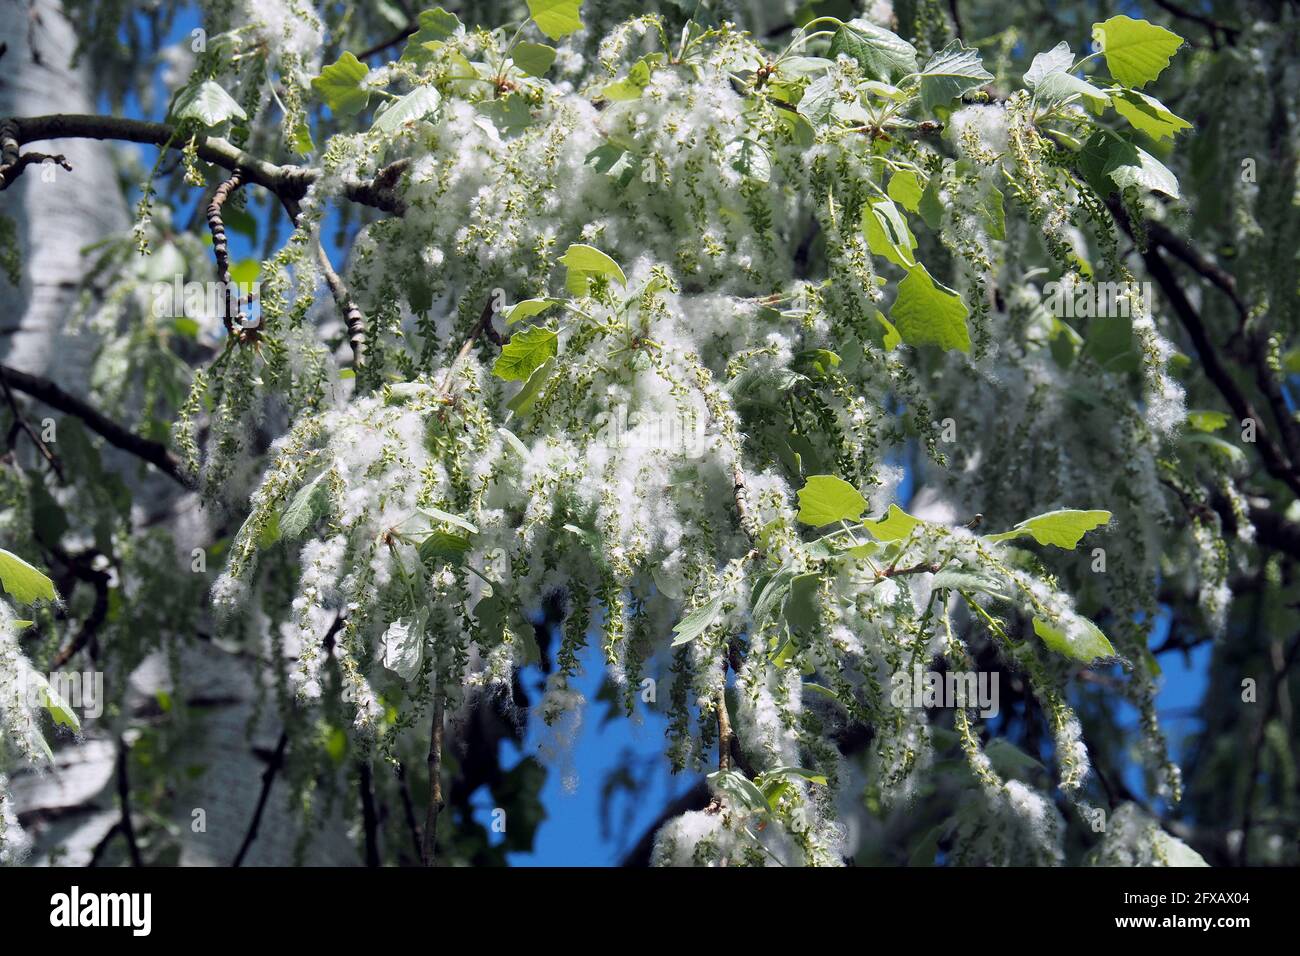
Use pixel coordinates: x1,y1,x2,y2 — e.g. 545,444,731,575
116,736,143,867
358,758,381,866
232,730,289,867
0,372,63,479
395,761,424,862
206,170,245,335
315,241,368,368
437,297,497,399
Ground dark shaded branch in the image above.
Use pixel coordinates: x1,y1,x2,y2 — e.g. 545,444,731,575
620,779,709,867
1136,248,1300,498
115,736,143,867
395,760,424,862
437,297,498,399
358,758,381,867
359,22,417,61
0,114,71,188
421,691,445,866
10,114,406,214
0,364,191,487
232,730,289,867
0,372,63,479
50,551,110,668
1239,632,1300,864
1150,0,1239,43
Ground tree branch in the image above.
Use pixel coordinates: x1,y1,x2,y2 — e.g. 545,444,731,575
1137,247,1300,498
206,169,245,336
0,364,191,487
8,114,406,214
116,736,143,867
421,690,445,866
232,730,289,867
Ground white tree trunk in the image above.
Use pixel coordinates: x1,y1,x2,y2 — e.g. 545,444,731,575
1,0,355,866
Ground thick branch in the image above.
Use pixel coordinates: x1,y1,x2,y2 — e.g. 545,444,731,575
0,364,191,487
9,114,406,214
1138,248,1300,498
421,690,445,866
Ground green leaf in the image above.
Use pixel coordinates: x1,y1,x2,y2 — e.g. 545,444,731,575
0,548,57,604
672,591,724,646
312,52,370,117
987,509,1111,548
887,170,924,213
603,57,655,100
527,0,585,40
506,356,556,415
513,41,557,77
1023,41,1074,88
1091,15,1183,89
796,74,837,126
1033,616,1116,662
985,738,1046,775
796,475,867,527
497,426,531,459
752,566,796,628
1112,89,1192,142
1104,137,1181,199
862,503,919,541
727,138,772,183
381,609,426,680
559,243,626,294
863,197,917,268
784,571,821,634
228,259,260,288
1186,409,1229,432
401,7,462,62
174,80,248,128
372,85,441,134
916,40,993,113
1183,432,1246,466
872,310,902,350
506,298,560,325
756,765,828,790
931,568,1008,599
478,93,533,135
419,530,472,567
828,19,917,82
1034,70,1111,113
889,264,971,353
279,470,331,540
918,171,945,229
975,186,1005,241
417,505,478,534
495,327,558,382
32,672,80,731
707,769,769,814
